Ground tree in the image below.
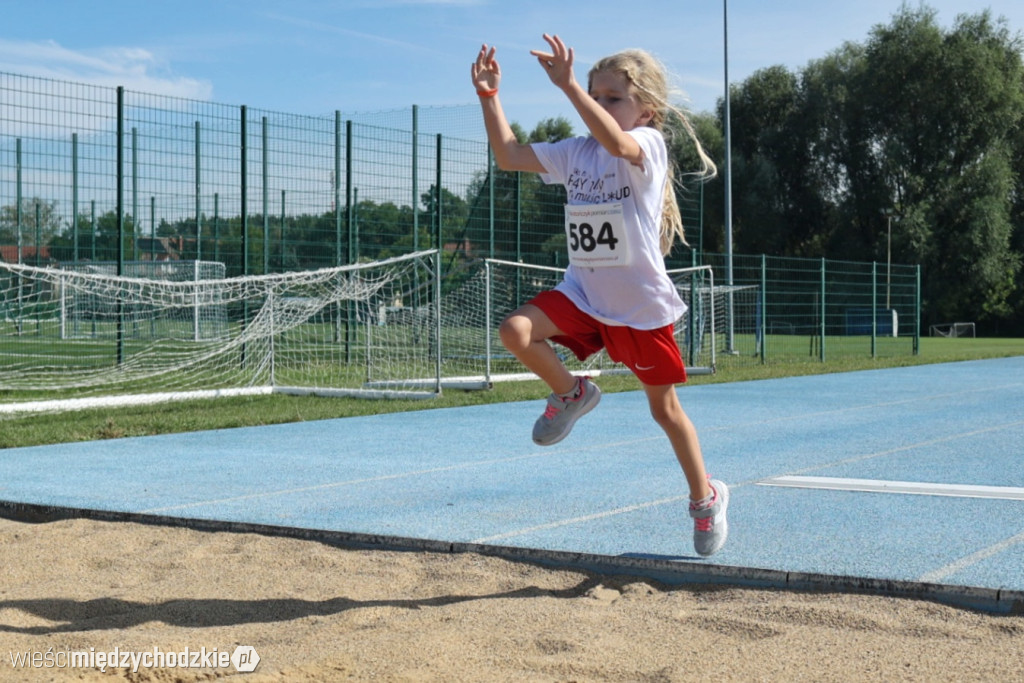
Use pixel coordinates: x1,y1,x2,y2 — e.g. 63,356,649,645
718,5,1024,330
421,185,468,249
858,7,1023,326
463,117,573,263
0,198,63,250
669,111,723,256
526,117,574,143
50,209,136,262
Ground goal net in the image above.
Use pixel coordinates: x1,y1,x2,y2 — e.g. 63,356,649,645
0,252,727,414
929,322,976,338
396,259,720,389
0,250,442,414
57,260,229,342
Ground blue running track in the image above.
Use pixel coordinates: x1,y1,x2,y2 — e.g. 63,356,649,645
1,357,1022,613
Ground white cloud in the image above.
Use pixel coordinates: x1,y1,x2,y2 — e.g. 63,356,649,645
0,38,212,99
262,12,447,56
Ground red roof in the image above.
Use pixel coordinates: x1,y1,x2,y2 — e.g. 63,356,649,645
0,245,52,263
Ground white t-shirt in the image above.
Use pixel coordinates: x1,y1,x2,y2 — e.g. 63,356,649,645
531,127,687,329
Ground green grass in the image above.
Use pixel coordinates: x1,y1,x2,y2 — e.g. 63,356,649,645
1,336,1021,450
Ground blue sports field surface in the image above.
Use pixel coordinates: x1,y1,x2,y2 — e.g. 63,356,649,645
1,356,1022,613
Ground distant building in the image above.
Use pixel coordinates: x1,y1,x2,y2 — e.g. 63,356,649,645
0,245,52,264
136,236,187,261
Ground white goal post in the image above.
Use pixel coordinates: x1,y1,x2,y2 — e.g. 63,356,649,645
0,252,727,414
416,259,720,389
928,322,976,338
57,260,228,342
0,250,444,414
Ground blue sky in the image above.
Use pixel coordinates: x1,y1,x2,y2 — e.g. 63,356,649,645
2,0,1022,135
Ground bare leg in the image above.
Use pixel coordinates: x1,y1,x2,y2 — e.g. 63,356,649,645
499,304,576,395
642,383,711,501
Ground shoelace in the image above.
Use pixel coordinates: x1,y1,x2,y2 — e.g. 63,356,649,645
542,401,563,419
543,386,582,419
692,484,717,532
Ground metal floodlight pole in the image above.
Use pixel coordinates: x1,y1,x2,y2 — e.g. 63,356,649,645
882,208,897,310
723,0,736,353
116,86,125,366
886,213,892,309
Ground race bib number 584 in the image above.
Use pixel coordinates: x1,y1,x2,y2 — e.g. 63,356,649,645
564,202,632,267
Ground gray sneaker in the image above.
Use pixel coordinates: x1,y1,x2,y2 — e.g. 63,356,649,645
532,377,601,446
689,479,729,557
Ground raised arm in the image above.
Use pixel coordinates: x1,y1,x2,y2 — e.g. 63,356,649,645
531,34,647,166
471,45,545,173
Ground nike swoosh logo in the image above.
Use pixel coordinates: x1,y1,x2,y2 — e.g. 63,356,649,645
636,364,656,371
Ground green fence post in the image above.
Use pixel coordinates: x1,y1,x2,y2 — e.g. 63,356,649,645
213,192,220,264
262,116,269,275
488,146,495,258
435,133,443,392
687,268,696,367
914,265,921,355
345,119,354,361
515,170,522,305
132,126,138,261
195,120,202,262
335,111,343,265
116,86,125,366
34,200,41,266
352,188,359,261
240,105,249,366
819,257,826,362
345,120,353,264
14,138,21,335
240,105,248,277
72,133,78,262
871,261,878,358
15,138,22,265
280,189,286,269
698,182,705,265
412,106,419,255
760,254,766,363
515,171,521,263
434,134,442,254
34,201,41,334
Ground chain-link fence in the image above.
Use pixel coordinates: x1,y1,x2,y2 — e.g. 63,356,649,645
696,253,919,368
1,70,918,382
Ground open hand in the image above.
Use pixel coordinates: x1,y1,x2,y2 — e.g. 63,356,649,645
471,44,501,92
530,34,576,90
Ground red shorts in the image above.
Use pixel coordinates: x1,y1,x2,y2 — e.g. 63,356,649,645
528,290,687,386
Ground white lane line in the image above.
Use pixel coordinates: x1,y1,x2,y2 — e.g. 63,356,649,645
140,448,583,514
918,529,1024,583
699,383,1024,433
757,475,1024,500
479,422,1024,544
470,495,692,544
775,419,1024,476
141,433,661,514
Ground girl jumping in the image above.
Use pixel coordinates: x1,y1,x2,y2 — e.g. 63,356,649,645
471,34,728,557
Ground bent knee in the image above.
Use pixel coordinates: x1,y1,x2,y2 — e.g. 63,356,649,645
649,405,676,427
648,399,688,429
499,314,532,351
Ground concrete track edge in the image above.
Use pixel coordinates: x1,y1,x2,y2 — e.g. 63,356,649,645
2,500,1020,616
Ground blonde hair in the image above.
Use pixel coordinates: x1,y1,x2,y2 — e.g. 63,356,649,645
588,50,717,255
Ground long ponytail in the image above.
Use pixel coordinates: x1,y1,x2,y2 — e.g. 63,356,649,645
589,50,717,255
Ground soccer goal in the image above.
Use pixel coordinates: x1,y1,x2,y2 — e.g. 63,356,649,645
0,252,725,414
391,259,719,389
929,322,976,338
57,260,229,342
0,250,443,414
